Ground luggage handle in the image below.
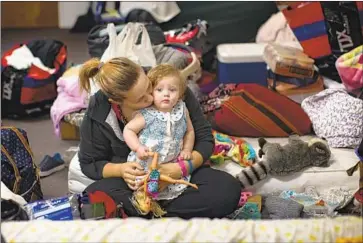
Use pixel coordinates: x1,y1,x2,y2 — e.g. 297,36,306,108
1,146,22,193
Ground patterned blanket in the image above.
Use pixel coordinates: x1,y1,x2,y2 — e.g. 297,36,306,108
2,216,362,243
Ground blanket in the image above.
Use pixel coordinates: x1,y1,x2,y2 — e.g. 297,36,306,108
50,65,88,137
210,130,256,167
336,45,363,96
1,216,361,243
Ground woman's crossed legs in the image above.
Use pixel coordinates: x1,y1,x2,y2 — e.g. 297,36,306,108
85,165,241,219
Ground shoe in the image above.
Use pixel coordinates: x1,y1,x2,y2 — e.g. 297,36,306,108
39,153,65,177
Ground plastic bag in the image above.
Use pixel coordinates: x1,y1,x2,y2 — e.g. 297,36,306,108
100,22,157,66
87,23,165,59
90,22,157,96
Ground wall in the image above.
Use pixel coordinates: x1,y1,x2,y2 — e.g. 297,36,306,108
2,2,59,29
58,2,90,29
58,2,117,29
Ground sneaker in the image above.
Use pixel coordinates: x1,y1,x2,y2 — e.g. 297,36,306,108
39,153,65,177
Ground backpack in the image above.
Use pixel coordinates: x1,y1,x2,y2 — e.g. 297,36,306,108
1,40,67,119
1,126,43,202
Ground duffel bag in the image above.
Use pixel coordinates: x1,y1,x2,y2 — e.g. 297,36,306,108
1,39,67,119
200,83,312,137
1,126,43,202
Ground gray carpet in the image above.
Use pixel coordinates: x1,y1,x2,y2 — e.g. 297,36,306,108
1,28,89,199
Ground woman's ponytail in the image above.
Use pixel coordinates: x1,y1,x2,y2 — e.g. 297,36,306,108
79,58,101,93
79,57,141,102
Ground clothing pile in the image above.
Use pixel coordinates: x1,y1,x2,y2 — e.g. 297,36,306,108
1,40,67,119
199,1,363,149
228,185,358,220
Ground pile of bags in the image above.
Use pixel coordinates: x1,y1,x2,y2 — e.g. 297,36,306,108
200,1,363,150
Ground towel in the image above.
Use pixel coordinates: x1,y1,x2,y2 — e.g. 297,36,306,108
210,130,256,167
336,45,363,93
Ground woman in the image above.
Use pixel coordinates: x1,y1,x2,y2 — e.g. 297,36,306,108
78,57,241,219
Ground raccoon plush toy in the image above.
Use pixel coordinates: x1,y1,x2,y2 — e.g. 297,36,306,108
236,135,331,189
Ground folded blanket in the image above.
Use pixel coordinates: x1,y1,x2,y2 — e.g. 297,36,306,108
336,45,363,93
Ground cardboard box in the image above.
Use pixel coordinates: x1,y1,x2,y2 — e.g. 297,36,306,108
59,120,80,141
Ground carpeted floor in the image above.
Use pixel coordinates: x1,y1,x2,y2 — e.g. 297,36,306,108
1,28,89,198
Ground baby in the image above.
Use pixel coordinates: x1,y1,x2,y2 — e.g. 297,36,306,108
123,64,195,201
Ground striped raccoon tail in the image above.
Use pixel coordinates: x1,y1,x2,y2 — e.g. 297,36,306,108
258,137,267,158
235,160,270,189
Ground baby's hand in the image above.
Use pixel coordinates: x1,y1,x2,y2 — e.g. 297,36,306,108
180,150,192,160
136,146,150,160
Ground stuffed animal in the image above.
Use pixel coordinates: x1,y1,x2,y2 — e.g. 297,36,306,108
236,135,331,189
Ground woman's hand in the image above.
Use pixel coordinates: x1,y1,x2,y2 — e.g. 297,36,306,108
119,162,146,190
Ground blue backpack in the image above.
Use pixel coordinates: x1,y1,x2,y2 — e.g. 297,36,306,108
1,126,43,202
